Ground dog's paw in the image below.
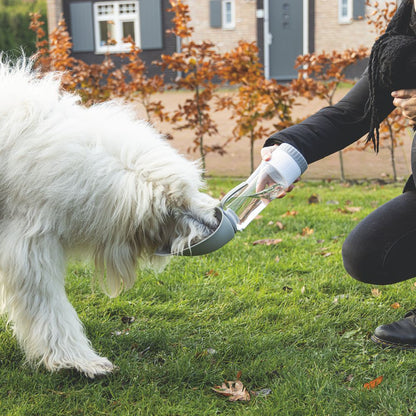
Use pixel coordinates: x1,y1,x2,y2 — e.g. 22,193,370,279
79,356,116,379
43,354,115,378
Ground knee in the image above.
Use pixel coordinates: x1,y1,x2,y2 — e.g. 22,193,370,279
342,232,386,285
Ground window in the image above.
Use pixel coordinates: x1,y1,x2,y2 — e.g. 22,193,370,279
338,0,352,23
94,1,140,53
222,0,235,30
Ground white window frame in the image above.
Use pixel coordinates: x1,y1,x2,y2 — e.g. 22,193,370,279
93,1,141,54
338,0,353,24
222,0,235,30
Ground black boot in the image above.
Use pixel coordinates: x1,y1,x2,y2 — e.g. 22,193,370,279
371,309,416,349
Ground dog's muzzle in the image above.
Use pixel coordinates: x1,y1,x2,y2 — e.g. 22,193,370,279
155,207,238,256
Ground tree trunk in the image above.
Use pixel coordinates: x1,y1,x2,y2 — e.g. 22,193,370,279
338,150,345,182
250,131,255,174
387,121,397,182
195,83,206,175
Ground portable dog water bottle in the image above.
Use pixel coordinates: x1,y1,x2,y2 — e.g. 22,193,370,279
161,143,307,256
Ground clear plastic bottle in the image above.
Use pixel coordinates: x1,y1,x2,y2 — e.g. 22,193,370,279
221,143,308,231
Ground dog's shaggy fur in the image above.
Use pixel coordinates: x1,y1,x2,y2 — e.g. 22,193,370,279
0,60,219,377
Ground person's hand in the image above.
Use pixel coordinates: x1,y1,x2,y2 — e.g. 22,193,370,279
259,144,298,199
392,89,416,125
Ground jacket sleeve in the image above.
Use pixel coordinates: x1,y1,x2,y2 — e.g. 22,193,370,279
264,70,395,164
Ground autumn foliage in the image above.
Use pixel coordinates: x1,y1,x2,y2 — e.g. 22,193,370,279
30,12,166,119
218,41,296,172
159,0,224,170
292,47,370,181
28,0,408,180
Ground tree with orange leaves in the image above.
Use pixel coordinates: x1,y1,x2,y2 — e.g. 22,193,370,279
29,14,166,121
159,0,225,173
218,41,296,173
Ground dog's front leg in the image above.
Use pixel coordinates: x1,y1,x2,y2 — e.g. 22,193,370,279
0,231,114,378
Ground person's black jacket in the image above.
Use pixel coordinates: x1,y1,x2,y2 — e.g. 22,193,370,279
264,6,416,165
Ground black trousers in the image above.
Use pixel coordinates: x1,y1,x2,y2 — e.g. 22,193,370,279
342,177,416,285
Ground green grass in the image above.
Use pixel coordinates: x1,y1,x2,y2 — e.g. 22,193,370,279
2,179,416,415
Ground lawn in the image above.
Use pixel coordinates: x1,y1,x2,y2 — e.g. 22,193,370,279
1,179,416,416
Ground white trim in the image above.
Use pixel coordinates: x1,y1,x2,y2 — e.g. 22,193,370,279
338,0,353,24
222,0,235,30
93,0,140,54
303,0,308,55
264,0,270,79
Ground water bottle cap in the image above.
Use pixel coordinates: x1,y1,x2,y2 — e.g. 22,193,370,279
265,143,308,187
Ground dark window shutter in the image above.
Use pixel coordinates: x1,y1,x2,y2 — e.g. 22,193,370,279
210,0,222,28
353,0,366,20
139,0,163,50
69,1,94,52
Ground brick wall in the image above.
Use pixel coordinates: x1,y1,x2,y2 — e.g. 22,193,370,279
314,0,380,52
186,0,257,52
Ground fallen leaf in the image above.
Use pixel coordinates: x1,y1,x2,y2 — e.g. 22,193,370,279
344,374,354,383
275,221,284,230
111,329,130,336
371,288,382,297
335,206,362,214
252,239,283,246
301,227,314,236
363,376,383,390
333,294,347,303
205,269,219,277
308,194,320,204
121,316,135,324
281,210,298,217
251,388,272,397
390,302,401,309
212,379,251,402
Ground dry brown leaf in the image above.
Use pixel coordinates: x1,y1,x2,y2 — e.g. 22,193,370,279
252,238,283,246
301,226,314,236
335,206,362,214
308,194,320,204
371,288,382,297
281,210,298,218
390,302,401,309
275,221,284,230
212,379,251,402
363,376,383,390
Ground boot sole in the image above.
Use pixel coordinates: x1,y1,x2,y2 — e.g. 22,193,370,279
371,334,416,350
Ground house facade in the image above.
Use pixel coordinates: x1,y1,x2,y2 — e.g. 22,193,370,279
256,0,382,80
47,0,177,75
46,0,392,79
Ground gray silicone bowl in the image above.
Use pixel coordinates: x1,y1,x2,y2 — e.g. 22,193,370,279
155,207,238,256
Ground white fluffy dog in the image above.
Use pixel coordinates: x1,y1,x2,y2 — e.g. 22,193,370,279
0,60,219,377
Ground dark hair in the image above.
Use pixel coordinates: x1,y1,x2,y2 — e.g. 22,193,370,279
366,0,415,151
